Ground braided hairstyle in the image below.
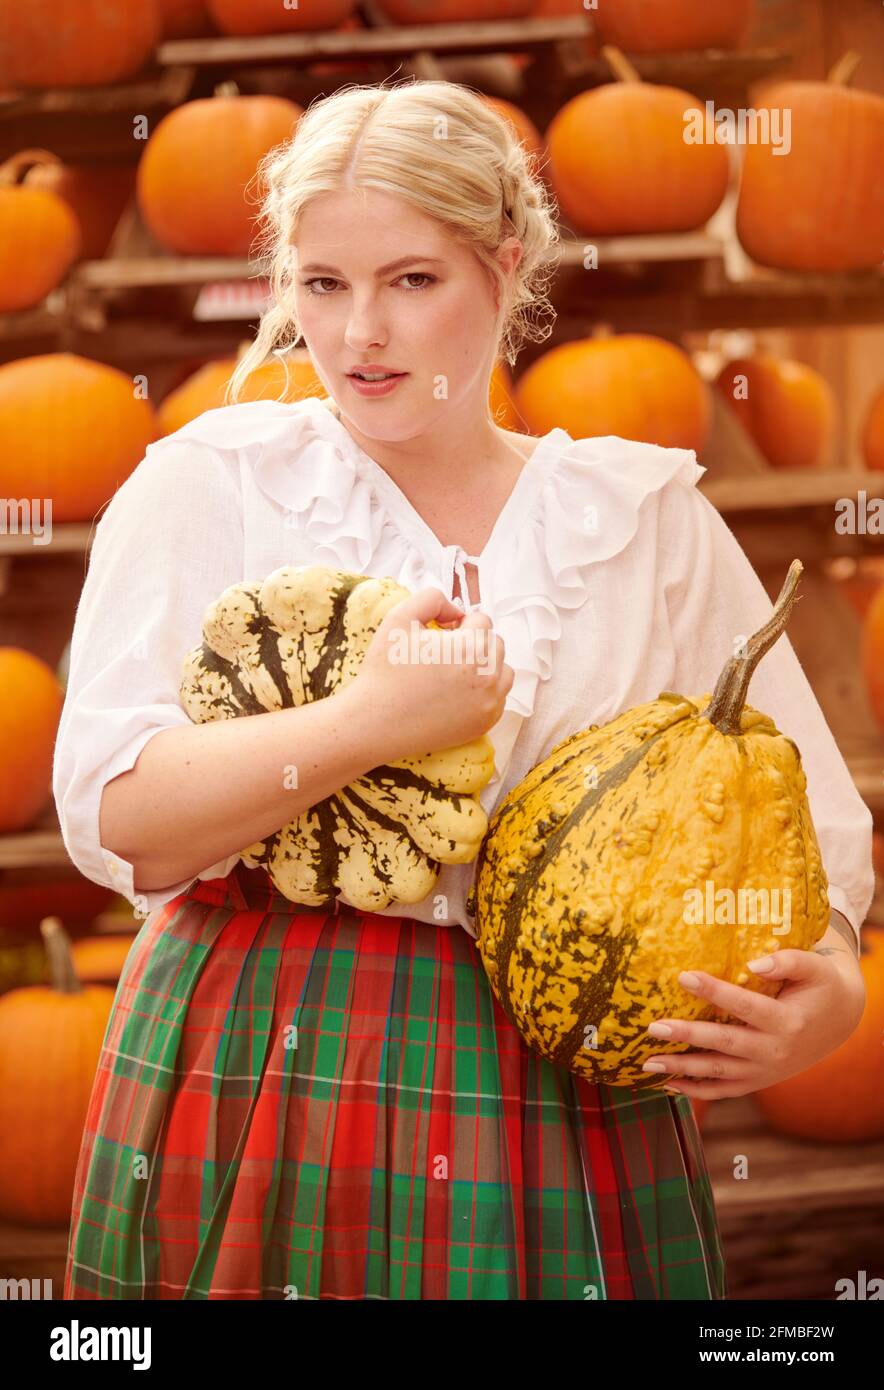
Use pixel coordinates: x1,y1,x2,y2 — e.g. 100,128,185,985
226,77,560,406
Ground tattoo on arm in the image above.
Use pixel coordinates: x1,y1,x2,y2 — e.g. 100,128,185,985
815,911,860,958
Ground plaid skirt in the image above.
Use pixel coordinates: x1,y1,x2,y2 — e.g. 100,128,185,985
64,861,727,1301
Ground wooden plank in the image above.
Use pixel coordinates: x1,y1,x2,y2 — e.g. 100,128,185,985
0,526,93,557
701,470,884,513
0,67,196,164
557,232,726,267
157,18,593,68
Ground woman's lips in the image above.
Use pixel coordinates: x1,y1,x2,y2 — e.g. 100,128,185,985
346,372,408,398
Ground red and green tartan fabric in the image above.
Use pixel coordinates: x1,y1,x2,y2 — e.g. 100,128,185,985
63,862,727,1300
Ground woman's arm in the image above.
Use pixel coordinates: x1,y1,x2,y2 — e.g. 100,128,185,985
99,681,391,893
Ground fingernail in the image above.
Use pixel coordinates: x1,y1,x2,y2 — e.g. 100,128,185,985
642,1061,667,1072
664,1086,682,1095
747,956,774,973
647,1022,673,1038
679,971,701,990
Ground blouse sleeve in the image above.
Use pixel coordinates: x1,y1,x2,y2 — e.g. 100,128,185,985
52,435,244,915
657,476,874,951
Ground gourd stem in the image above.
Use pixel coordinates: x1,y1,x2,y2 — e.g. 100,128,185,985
0,148,61,187
39,916,82,994
701,560,803,735
827,50,862,87
600,46,642,85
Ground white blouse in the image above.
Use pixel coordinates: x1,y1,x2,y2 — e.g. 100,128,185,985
52,395,874,947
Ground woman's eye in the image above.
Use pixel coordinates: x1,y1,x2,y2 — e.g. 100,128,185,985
301,273,436,295
398,272,435,290
303,277,339,295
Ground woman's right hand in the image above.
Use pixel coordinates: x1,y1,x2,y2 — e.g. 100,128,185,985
346,587,514,763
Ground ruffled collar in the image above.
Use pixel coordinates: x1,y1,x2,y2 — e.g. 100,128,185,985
167,396,705,792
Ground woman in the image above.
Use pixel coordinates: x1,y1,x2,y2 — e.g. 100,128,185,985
54,80,872,1300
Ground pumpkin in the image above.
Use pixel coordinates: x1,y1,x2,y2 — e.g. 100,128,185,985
480,96,545,169
593,0,755,52
207,0,355,32
25,156,136,261
0,0,161,89
376,0,533,23
0,150,81,312
861,585,884,733
0,917,115,1225
468,560,830,1088
0,649,63,834
0,353,157,522
158,0,214,38
828,557,884,621
547,46,729,235
715,354,836,471
69,933,135,984
735,52,884,272
489,361,525,432
136,89,303,256
515,332,710,453
862,384,884,473
754,928,884,1142
158,349,327,434
179,565,495,911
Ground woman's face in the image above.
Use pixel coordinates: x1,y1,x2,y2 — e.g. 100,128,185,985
290,187,521,442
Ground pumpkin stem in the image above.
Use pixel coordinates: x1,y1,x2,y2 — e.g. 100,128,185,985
0,148,62,188
827,50,862,87
39,916,83,995
214,80,241,99
701,560,803,735
600,45,642,85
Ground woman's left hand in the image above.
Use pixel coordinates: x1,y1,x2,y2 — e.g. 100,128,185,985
641,922,866,1099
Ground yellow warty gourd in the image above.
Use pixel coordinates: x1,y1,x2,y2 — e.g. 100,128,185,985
468,561,830,1088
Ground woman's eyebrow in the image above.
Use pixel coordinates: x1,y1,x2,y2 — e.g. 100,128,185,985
298,255,447,276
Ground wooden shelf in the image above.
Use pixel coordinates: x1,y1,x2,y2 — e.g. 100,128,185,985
157,16,594,70
701,470,884,513
704,1096,884,1299
0,65,196,164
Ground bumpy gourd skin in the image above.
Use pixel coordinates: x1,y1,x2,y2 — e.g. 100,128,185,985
470,692,830,1089
179,565,495,911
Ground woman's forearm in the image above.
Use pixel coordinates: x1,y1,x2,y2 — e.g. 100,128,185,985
99,684,388,893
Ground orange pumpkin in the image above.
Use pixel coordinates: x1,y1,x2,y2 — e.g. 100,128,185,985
736,52,884,272
861,585,884,733
0,918,114,1224
377,0,532,22
137,91,302,256
158,0,214,38
207,0,355,32
24,157,135,261
0,650,63,834
70,934,136,985
593,0,755,52
0,0,161,89
0,150,81,311
158,349,328,433
828,558,884,622
0,352,158,522
547,46,729,235
862,384,884,473
715,354,836,470
754,928,884,1143
489,361,524,432
515,332,710,453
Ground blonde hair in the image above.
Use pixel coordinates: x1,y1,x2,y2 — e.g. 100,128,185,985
225,78,559,406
